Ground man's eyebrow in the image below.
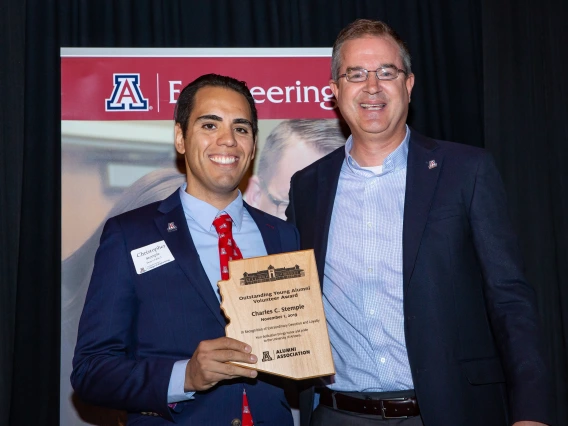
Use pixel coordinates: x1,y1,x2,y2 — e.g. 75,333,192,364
195,115,251,128
347,63,398,70
196,114,222,122
233,118,253,128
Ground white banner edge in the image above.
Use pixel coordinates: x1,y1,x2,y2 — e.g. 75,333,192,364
60,47,332,57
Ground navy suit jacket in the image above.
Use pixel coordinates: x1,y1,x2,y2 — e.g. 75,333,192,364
287,131,552,426
72,190,298,425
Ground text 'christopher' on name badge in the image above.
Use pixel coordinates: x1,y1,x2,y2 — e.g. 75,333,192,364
131,240,175,275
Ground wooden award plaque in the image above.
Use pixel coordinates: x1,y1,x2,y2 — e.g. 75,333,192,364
218,249,335,380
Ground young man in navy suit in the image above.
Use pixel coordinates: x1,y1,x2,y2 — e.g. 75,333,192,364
287,19,552,426
72,74,298,425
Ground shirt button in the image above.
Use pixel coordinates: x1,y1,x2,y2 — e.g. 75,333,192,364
368,268,373,273
367,222,373,228
380,357,386,363
369,309,375,315
231,419,241,426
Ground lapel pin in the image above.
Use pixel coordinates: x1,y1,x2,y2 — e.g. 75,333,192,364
428,160,438,170
167,222,177,232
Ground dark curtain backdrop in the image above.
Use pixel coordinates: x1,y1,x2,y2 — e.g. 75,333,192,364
482,1,568,423
0,1,565,425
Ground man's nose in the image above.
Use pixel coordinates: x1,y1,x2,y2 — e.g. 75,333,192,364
364,73,383,94
217,127,237,146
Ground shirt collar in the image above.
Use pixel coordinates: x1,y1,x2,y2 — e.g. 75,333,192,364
178,183,244,232
344,125,410,175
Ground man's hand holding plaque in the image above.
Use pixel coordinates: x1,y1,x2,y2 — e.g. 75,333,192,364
218,249,334,380
184,337,259,391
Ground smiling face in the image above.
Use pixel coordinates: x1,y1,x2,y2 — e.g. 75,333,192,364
174,86,256,209
330,36,414,147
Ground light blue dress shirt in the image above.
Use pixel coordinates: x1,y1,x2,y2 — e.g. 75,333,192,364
324,126,415,392
168,185,268,403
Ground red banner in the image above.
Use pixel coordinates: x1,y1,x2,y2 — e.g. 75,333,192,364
61,56,336,120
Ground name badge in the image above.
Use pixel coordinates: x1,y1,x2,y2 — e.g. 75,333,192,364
131,240,175,275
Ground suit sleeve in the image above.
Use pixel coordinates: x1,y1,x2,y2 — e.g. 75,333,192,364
285,176,297,226
469,152,552,424
286,175,317,426
71,217,177,420
279,212,300,253
290,225,300,251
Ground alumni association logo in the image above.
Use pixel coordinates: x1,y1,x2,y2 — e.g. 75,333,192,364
105,74,149,111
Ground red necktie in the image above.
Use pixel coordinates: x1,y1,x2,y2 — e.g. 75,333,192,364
212,214,253,425
212,214,243,281
242,388,253,426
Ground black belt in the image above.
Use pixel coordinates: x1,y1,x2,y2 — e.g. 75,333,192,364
318,388,420,418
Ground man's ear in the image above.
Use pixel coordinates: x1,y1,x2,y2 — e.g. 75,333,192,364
329,79,339,100
405,73,415,102
243,175,262,208
174,123,185,155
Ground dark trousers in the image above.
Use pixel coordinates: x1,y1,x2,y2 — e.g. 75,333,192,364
311,404,424,426
310,390,424,426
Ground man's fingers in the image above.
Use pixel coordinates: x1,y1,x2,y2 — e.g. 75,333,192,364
215,361,258,379
195,360,258,386
218,349,258,364
196,348,257,370
202,366,257,383
202,336,252,353
195,337,257,364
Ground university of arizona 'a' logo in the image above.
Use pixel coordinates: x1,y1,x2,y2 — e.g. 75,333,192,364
105,74,149,111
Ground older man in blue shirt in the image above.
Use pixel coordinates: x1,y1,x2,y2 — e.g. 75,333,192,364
287,19,552,426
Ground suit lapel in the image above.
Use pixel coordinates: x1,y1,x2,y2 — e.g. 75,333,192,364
403,131,442,294
155,192,226,328
244,202,281,255
314,148,344,284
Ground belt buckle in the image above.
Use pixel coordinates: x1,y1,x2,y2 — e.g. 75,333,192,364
380,397,409,419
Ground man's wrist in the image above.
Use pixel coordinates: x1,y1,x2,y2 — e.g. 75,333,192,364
168,359,195,403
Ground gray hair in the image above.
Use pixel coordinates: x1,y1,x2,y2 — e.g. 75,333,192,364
331,19,412,81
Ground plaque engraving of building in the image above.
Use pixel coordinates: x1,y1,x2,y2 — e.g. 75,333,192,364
240,264,305,285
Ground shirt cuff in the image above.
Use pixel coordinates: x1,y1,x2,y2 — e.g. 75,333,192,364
167,359,195,403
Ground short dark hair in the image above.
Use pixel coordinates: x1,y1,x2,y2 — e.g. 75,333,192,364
257,119,345,183
174,73,258,139
331,19,412,80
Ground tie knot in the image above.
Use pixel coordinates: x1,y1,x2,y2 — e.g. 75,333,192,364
213,214,233,235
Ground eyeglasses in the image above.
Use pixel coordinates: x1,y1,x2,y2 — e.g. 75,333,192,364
258,178,289,216
338,66,408,83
